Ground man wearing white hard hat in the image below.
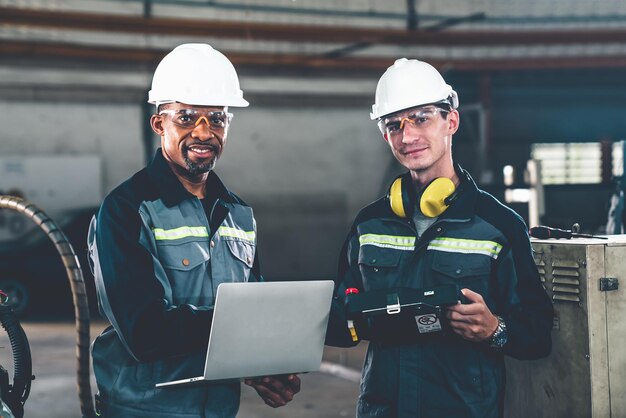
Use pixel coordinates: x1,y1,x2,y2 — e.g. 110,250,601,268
326,58,553,417
88,44,299,417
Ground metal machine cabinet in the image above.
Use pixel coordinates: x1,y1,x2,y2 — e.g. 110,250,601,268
504,236,626,418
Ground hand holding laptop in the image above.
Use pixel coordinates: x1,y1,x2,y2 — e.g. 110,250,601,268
244,373,301,408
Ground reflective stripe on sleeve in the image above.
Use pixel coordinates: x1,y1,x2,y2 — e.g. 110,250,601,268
218,226,256,243
427,237,503,259
359,233,416,251
153,226,209,241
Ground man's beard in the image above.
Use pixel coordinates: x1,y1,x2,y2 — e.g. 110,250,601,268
183,148,217,175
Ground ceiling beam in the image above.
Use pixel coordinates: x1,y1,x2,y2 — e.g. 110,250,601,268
4,40,626,72
3,6,626,46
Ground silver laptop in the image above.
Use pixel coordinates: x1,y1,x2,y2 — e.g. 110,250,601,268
156,280,334,387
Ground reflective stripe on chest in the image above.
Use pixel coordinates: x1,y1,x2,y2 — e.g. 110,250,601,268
359,233,416,251
218,226,256,243
153,226,209,241
427,237,502,259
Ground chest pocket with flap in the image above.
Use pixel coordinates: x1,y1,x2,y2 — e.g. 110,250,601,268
217,226,256,282
357,233,415,289
429,237,499,294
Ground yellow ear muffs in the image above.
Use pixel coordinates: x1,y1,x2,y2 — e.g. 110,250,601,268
420,177,457,218
388,174,459,219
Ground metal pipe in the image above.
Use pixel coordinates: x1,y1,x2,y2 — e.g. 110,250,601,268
407,0,418,30
5,7,626,46
8,40,626,71
87,0,626,24
0,196,95,418
107,0,409,20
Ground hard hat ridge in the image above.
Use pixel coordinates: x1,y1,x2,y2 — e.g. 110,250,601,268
370,58,458,120
148,43,249,108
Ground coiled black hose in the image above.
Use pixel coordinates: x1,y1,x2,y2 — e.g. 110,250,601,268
0,301,32,418
0,196,95,418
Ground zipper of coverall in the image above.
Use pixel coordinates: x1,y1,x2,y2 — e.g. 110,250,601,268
377,215,428,417
387,216,468,418
189,197,216,406
195,198,219,303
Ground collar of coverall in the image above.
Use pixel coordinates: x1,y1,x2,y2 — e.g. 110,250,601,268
146,148,234,208
435,163,478,222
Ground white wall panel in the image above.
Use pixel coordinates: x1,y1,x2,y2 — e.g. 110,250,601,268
0,101,144,197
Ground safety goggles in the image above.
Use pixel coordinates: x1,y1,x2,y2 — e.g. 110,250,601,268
378,106,449,136
159,108,233,130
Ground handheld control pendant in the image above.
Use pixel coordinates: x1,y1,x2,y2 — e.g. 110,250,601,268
342,284,464,343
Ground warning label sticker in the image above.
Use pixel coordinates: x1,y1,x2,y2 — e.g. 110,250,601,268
415,314,442,333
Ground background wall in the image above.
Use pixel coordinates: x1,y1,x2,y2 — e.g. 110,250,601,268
1,0,625,286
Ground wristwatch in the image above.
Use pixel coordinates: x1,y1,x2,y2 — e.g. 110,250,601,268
488,315,508,349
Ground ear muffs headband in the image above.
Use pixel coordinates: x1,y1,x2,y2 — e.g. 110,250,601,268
388,174,458,218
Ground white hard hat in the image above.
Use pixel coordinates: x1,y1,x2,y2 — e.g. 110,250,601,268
370,58,458,120
148,43,249,107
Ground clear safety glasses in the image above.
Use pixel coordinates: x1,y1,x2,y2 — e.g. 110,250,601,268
159,108,234,131
378,106,449,136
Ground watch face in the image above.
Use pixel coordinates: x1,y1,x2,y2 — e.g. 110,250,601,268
492,330,506,347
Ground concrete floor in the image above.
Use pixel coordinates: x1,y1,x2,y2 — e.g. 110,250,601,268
0,321,365,418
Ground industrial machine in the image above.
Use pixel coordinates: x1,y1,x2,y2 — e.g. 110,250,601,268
0,292,33,418
505,236,626,418
0,196,95,417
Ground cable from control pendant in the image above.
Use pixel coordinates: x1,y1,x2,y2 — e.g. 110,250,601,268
0,196,95,418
